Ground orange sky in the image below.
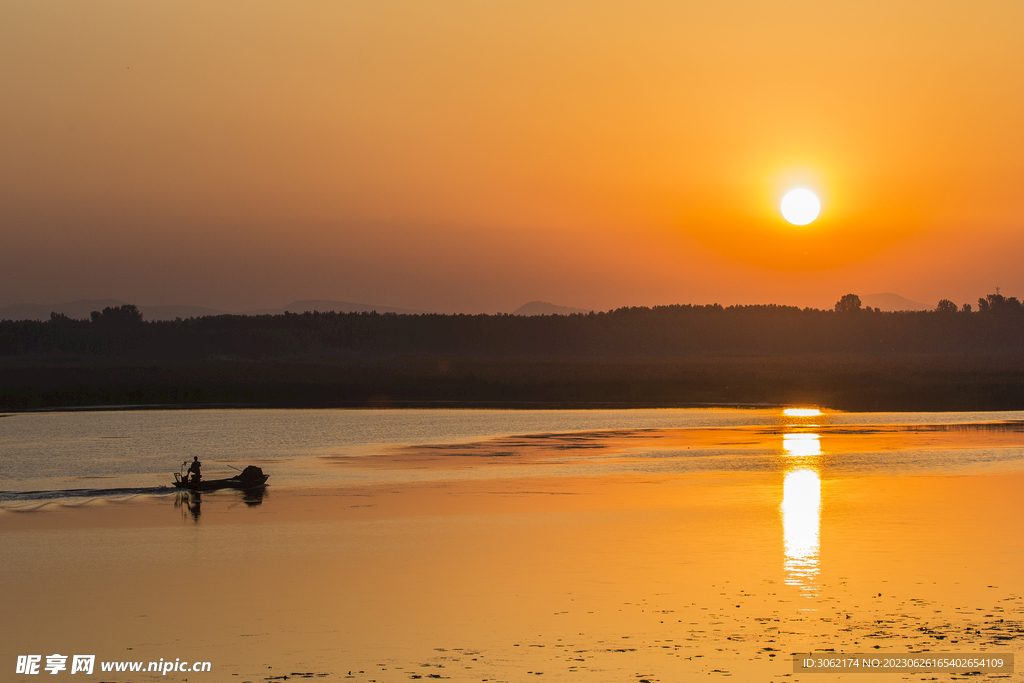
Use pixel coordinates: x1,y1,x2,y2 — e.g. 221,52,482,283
1,1,1022,313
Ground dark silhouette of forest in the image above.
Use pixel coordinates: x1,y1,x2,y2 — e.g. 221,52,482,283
3,295,1024,411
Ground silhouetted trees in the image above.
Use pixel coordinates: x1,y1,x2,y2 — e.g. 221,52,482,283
90,305,144,326
835,294,862,313
1,292,1023,362
978,292,1023,314
3,293,1024,410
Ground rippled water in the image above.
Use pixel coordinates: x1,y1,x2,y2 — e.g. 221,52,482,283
2,408,1024,501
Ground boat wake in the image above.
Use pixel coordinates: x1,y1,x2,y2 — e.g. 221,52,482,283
0,486,174,504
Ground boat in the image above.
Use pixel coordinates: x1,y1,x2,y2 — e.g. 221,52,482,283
173,465,269,491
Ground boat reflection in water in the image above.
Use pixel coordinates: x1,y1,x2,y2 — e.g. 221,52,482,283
174,486,266,523
781,432,822,596
175,490,202,522
240,486,267,507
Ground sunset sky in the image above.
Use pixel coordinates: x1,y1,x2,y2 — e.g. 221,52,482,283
2,1,1022,313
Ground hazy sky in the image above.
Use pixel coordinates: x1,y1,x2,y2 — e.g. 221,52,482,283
2,1,1022,313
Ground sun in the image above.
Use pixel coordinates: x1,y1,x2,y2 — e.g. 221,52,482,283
780,188,821,225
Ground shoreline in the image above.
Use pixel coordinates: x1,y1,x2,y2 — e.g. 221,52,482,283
6,352,1024,412
1,399,788,414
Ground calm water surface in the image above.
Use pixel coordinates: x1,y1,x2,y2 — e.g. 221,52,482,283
2,408,1024,499
3,408,1023,680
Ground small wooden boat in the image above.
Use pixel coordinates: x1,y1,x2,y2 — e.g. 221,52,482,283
173,465,269,491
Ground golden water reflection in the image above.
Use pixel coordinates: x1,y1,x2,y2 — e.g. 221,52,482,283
781,432,821,595
782,433,821,457
783,408,823,417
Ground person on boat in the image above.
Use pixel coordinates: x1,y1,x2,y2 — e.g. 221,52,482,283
188,456,202,484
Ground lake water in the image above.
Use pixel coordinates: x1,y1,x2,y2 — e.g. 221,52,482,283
2,408,1023,681
3,408,1024,499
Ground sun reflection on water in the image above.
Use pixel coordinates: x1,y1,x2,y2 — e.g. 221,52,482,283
783,408,823,417
781,432,821,596
783,433,822,457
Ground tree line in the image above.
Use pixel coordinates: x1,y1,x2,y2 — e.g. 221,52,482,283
3,294,1024,360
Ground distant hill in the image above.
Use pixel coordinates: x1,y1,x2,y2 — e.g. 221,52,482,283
512,301,590,316
861,293,931,312
243,300,428,316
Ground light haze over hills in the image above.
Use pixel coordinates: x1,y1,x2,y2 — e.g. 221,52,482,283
0,300,232,322
0,300,130,322
0,300,425,322
1,295,942,322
